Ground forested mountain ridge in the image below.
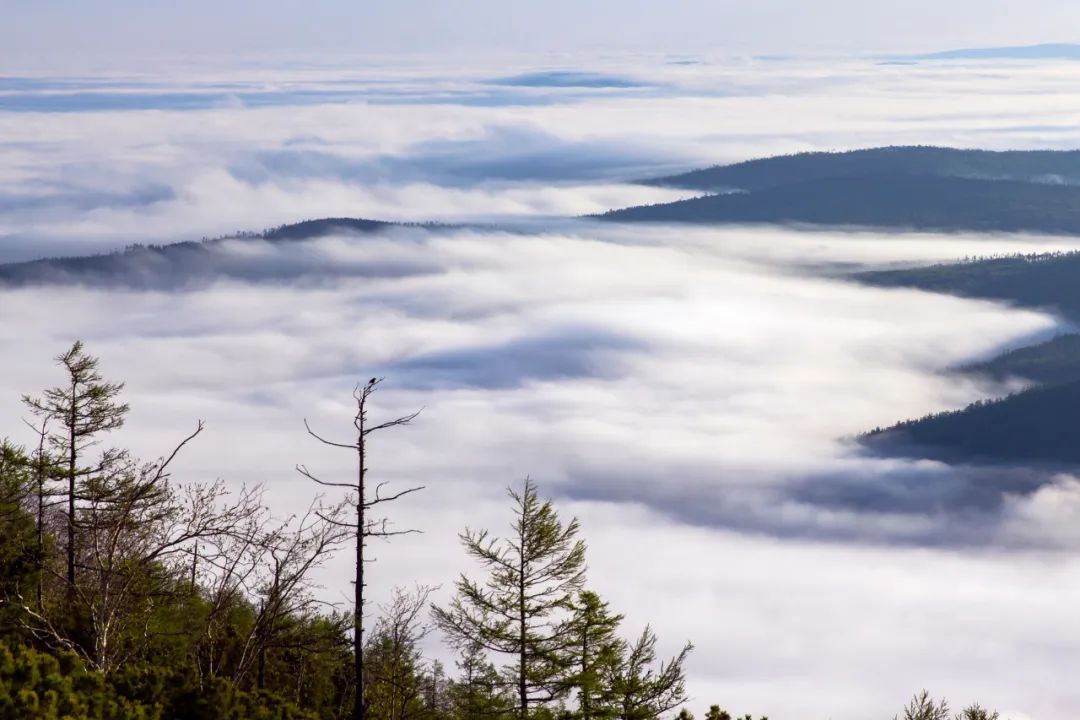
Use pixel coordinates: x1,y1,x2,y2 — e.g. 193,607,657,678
854,252,1080,465
856,251,1080,323
862,379,1080,465
958,333,1080,387
598,174,1080,235
642,146,1080,192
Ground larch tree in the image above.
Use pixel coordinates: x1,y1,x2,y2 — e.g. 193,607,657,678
298,378,424,720
608,626,692,720
563,591,624,720
447,640,514,720
432,478,587,720
22,341,128,593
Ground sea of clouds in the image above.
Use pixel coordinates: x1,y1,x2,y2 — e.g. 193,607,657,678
5,53,1080,719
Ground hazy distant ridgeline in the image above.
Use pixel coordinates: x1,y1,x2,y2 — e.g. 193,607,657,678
909,42,1080,60
0,218,435,288
600,174,1080,235
642,146,1080,192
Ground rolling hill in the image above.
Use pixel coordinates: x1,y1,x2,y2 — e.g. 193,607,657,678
599,174,1080,236
0,217,425,288
959,334,1080,387
856,251,1080,323
910,44,1080,61
642,146,1080,192
855,252,1080,466
862,379,1080,465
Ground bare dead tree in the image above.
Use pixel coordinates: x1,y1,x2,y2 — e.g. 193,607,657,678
229,501,350,690
27,419,52,612
365,585,437,720
297,378,424,720
12,422,268,674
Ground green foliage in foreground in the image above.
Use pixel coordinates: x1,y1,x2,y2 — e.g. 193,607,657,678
0,342,1017,720
0,641,314,720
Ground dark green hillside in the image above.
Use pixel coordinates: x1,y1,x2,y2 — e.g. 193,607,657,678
262,217,397,240
857,251,1080,322
863,379,1080,464
599,175,1080,236
644,146,1080,192
960,333,1080,386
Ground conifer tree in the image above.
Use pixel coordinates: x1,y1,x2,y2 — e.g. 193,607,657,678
433,478,586,720
563,591,624,720
22,341,128,592
447,641,514,720
608,627,691,720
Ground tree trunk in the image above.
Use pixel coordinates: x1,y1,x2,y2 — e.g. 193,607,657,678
355,434,366,720
258,644,267,690
67,386,77,593
581,628,590,720
35,461,44,613
518,538,527,720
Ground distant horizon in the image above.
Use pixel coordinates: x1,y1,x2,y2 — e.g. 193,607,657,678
4,0,1080,66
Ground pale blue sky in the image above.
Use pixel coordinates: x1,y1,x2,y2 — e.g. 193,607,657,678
3,0,1078,63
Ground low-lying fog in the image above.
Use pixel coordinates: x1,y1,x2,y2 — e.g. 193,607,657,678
6,54,1080,719
2,222,1079,719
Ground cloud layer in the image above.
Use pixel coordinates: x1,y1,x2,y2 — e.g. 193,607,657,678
5,55,1080,719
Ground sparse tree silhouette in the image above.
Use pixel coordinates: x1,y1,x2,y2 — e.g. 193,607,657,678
23,417,61,613
896,691,950,720
365,585,437,720
299,378,424,720
238,502,350,690
954,705,1000,720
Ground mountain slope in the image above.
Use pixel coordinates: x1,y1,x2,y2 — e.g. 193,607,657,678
643,146,1080,192
599,175,1080,236
856,251,1080,323
862,380,1080,465
959,334,1080,387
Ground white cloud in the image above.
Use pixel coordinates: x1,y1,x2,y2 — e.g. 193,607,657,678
4,55,1080,719
0,223,1074,718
